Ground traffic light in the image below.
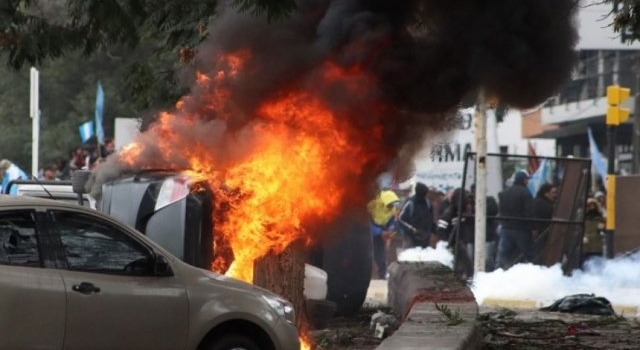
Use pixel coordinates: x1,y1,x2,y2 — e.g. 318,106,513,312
606,85,631,125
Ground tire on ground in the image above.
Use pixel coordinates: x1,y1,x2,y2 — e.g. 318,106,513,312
206,334,260,350
306,298,337,330
319,214,372,316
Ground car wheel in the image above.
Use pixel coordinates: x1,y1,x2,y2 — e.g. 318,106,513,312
320,214,372,316
206,334,261,350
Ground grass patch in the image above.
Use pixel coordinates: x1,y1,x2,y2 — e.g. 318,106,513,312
435,302,465,326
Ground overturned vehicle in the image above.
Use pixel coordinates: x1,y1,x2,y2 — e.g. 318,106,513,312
73,169,372,316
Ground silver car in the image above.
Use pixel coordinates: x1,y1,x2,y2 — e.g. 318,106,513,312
0,196,300,350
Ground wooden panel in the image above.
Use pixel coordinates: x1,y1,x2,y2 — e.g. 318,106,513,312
539,160,587,271
615,176,640,254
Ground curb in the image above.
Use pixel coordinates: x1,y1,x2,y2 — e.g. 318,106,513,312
376,301,480,350
375,262,482,350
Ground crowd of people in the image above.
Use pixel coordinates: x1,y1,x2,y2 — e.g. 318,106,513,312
0,139,115,193
367,170,608,280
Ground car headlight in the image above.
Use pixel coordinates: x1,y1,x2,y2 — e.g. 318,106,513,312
262,295,296,325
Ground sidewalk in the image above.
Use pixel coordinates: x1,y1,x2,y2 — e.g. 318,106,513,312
366,262,483,350
364,279,388,307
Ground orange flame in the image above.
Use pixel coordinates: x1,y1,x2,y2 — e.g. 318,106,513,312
187,91,365,282
299,331,313,350
119,142,142,165
114,51,387,350
117,52,382,283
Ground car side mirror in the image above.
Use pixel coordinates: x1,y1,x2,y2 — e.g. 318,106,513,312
154,255,173,277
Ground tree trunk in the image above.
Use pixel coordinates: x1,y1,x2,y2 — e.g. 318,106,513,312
253,240,307,329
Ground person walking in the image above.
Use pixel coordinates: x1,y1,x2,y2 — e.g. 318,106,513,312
367,189,400,279
496,170,535,269
398,182,435,249
582,197,605,262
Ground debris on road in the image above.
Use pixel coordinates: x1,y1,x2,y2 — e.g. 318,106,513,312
479,306,640,349
540,294,615,316
311,307,399,349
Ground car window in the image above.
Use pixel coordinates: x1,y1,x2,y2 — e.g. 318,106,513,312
49,210,153,275
0,211,40,267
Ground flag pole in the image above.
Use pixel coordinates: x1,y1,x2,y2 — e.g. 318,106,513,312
95,82,104,160
30,67,39,177
96,129,102,159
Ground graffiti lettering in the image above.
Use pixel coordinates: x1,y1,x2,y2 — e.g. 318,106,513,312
458,112,473,130
431,142,473,162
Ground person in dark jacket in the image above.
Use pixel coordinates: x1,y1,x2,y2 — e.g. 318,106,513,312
437,189,474,245
531,183,557,236
437,188,475,277
469,183,500,271
496,170,535,269
398,182,435,248
530,183,558,261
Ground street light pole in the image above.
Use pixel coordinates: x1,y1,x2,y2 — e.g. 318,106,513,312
632,65,640,174
474,89,487,273
605,124,616,259
604,84,631,258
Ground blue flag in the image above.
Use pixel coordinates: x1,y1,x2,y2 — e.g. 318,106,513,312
527,159,551,196
95,82,105,144
79,120,95,143
588,127,607,187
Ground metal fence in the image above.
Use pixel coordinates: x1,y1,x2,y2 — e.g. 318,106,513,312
453,153,592,276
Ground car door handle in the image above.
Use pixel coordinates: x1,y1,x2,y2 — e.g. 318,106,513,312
72,282,101,295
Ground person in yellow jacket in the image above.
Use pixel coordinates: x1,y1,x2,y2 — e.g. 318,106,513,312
367,190,400,279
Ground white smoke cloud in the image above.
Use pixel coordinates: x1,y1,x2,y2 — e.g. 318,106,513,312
395,242,640,311
472,252,640,310
397,241,454,268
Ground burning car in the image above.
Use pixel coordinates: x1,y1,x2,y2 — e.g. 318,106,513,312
76,169,373,316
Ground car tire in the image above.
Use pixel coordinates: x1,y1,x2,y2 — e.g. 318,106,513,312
206,334,261,350
320,214,372,316
306,298,337,330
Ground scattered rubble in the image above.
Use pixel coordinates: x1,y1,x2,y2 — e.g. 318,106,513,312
479,306,640,349
310,307,399,350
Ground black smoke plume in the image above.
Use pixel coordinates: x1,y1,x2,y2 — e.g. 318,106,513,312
91,0,578,198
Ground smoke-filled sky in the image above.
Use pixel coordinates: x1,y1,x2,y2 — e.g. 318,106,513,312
93,0,579,200
190,0,579,151
197,0,578,115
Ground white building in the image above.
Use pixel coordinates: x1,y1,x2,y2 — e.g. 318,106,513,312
524,0,640,174
409,108,555,196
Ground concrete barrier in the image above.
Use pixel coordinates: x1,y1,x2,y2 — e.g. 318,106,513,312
377,261,481,350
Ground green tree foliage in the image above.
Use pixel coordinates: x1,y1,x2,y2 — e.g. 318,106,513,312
605,0,640,42
0,50,142,171
0,0,295,69
0,0,295,173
